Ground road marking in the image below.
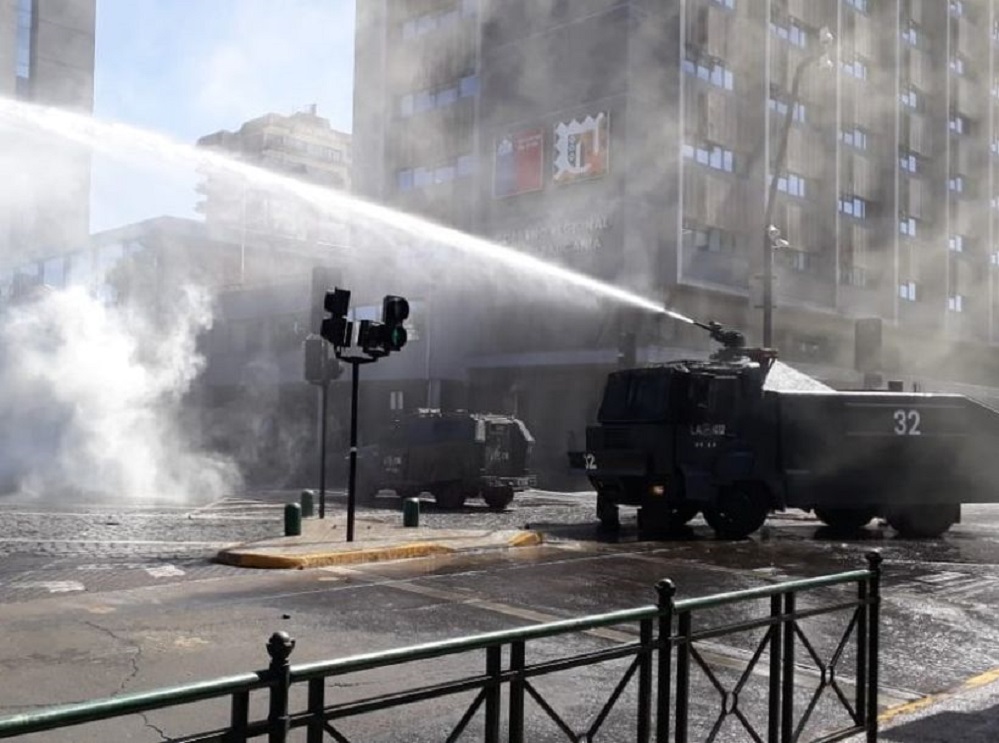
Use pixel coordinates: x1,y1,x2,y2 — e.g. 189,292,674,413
0,538,233,547
321,566,920,708
12,580,85,593
145,565,185,578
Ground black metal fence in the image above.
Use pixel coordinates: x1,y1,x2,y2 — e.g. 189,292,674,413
0,552,881,742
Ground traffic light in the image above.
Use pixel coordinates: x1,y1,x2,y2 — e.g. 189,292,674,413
382,295,410,352
320,288,351,348
304,335,343,385
304,335,326,384
357,319,389,358
310,266,340,333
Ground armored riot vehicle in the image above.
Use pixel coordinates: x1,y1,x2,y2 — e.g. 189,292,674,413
569,320,999,539
358,409,536,510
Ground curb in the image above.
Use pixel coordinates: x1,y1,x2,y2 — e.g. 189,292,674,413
877,666,999,727
215,530,544,570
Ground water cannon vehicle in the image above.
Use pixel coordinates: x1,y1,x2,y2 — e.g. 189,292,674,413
569,316,999,539
358,409,536,510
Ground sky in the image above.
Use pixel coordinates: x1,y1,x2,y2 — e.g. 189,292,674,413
90,0,356,232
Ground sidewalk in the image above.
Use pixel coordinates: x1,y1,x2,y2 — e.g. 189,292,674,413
215,512,544,569
873,668,999,742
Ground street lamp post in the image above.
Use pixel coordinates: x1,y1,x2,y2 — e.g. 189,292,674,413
762,27,834,348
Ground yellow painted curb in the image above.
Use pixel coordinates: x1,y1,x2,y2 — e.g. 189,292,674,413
508,531,544,547
215,530,544,570
878,666,999,725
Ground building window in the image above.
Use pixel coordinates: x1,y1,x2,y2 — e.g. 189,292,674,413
841,57,868,80
414,167,432,188
770,20,808,48
845,0,868,12
950,55,966,76
899,281,917,301
992,139,999,155
433,164,456,184
948,294,965,312
397,168,414,191
683,142,735,173
457,154,476,177
839,195,868,218
684,223,738,253
682,56,735,91
399,94,414,118
901,23,919,46
436,85,458,107
949,0,964,18
991,251,999,266
899,216,917,236
389,391,404,411
15,0,33,91
900,151,918,173
776,172,807,198
769,95,806,123
948,175,965,193
900,87,919,109
841,127,868,150
459,74,479,97
949,235,966,252
949,114,968,135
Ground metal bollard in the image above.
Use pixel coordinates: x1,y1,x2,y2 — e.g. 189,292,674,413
300,490,315,519
284,503,302,537
403,497,420,528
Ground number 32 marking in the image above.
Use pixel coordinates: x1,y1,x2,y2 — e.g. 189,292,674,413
893,409,921,436
583,453,597,470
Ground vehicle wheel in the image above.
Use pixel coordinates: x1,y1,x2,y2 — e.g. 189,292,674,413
596,492,620,532
638,501,699,539
483,486,514,511
433,483,467,510
814,507,876,532
703,484,770,539
888,504,959,538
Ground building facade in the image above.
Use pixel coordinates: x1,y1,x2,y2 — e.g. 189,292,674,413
354,0,999,484
196,108,352,248
0,0,96,260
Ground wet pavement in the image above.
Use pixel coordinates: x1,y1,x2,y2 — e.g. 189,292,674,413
3,493,999,739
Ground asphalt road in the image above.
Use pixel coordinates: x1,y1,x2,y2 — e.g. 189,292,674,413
3,492,999,741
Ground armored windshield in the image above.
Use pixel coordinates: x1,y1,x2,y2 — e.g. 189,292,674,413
598,369,674,423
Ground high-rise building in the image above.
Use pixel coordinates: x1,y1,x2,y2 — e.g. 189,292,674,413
196,108,352,246
355,0,999,482
0,0,96,259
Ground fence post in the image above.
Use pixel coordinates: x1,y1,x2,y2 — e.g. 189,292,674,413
768,594,782,743
267,632,296,743
485,645,502,743
655,579,675,743
228,690,250,743
676,611,692,743
866,551,882,743
781,593,796,743
509,640,526,743
638,617,653,743
307,678,325,743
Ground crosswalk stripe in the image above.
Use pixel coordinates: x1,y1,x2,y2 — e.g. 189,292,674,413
11,580,85,593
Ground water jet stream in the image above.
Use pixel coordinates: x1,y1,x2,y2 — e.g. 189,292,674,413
0,98,695,326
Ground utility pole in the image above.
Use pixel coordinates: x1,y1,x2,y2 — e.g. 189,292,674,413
762,27,835,348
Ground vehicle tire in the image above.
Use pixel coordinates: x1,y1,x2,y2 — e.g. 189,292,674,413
638,501,699,539
433,483,467,510
887,504,958,538
814,507,876,532
703,484,770,539
483,486,514,511
596,492,620,532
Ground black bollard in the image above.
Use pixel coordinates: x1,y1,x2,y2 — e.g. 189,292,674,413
284,503,302,537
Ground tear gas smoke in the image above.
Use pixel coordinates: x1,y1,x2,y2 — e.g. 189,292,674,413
0,284,240,500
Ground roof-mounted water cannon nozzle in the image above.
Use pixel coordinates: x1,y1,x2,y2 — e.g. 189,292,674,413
695,320,746,350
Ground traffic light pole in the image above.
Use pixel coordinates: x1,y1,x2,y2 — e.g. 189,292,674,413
347,360,361,542
318,379,329,519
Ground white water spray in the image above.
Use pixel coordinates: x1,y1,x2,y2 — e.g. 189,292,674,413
0,97,695,324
